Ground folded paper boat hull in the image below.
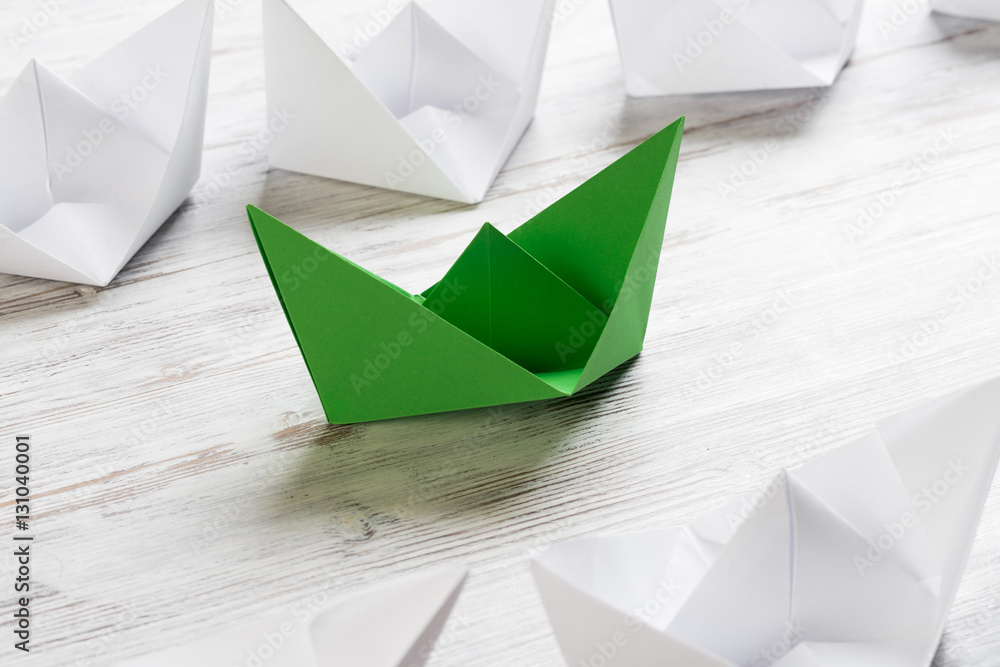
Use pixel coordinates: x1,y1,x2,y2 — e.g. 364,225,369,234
0,0,213,285
248,118,684,423
532,377,1000,667
610,0,863,96
113,566,468,667
262,0,555,203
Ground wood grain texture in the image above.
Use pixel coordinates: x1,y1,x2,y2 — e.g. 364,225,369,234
1,0,999,665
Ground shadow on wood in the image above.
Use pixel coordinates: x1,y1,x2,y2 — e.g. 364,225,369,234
262,357,642,528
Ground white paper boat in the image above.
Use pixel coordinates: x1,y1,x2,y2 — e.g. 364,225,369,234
0,0,213,286
115,566,468,667
533,377,1000,666
262,0,554,203
610,0,864,96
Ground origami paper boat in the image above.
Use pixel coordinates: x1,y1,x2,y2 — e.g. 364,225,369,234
931,0,1000,20
248,118,683,424
0,0,212,286
115,566,467,667
610,0,863,96
262,0,554,203
533,376,1000,667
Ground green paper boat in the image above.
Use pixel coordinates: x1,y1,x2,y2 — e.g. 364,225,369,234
248,117,683,424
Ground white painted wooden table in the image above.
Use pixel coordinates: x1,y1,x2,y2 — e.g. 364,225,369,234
2,0,1000,665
